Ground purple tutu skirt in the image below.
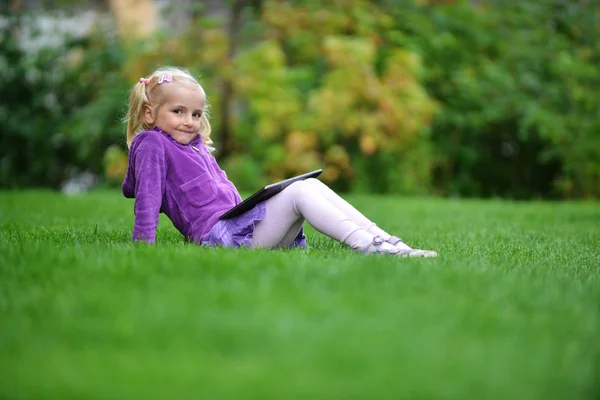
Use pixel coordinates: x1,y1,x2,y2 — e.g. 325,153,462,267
200,201,306,248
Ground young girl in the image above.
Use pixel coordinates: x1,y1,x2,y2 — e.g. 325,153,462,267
122,66,437,257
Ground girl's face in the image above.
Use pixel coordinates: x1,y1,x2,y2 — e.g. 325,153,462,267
144,82,206,145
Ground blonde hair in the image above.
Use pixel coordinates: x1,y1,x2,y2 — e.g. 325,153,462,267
125,66,213,150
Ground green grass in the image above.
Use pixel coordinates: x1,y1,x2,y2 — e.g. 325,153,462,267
1,190,599,399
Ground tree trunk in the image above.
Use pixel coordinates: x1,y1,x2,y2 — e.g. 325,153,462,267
218,0,245,156
10,0,22,11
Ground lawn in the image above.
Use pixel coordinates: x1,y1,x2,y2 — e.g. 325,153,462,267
1,190,599,399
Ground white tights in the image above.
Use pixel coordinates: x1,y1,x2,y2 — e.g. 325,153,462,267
251,178,395,250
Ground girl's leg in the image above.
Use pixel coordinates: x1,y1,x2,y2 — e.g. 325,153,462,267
251,180,398,252
303,178,409,248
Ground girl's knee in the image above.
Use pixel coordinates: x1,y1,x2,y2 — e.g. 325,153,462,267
286,180,310,196
286,180,320,202
305,177,324,188
285,179,322,201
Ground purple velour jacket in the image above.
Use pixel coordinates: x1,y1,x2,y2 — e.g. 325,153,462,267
122,127,242,244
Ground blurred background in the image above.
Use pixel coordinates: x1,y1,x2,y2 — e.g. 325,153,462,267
1,0,599,198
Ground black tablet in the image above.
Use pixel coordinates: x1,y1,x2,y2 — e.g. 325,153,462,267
219,169,323,220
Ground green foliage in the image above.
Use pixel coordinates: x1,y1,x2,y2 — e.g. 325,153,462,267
63,33,128,172
387,0,600,197
0,13,82,187
233,2,438,193
2,1,600,198
219,153,267,192
0,12,126,188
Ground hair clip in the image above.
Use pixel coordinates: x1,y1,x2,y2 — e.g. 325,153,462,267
158,73,173,84
139,77,150,85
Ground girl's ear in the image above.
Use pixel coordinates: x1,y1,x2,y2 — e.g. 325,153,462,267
143,104,155,125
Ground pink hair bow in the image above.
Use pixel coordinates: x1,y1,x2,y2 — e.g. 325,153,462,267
158,73,173,84
139,77,150,85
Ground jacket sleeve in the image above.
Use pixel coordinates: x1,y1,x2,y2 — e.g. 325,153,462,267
131,136,166,244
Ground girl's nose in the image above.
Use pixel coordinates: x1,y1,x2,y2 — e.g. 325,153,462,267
183,114,192,126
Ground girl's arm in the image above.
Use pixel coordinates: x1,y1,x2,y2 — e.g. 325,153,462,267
131,136,166,244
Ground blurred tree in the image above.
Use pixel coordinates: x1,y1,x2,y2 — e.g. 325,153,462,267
226,0,438,193
219,0,245,155
107,0,157,40
9,0,22,11
3,0,598,198
0,10,109,188
391,0,600,198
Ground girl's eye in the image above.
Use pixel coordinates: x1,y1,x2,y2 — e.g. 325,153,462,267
173,109,182,114
193,112,202,118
